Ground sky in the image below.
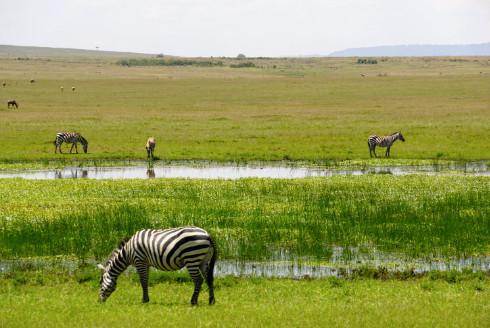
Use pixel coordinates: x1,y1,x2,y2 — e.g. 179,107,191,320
1,0,489,57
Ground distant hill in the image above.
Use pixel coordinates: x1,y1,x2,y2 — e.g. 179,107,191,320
329,42,490,57
0,44,157,59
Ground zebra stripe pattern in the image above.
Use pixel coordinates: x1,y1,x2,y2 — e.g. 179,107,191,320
53,132,88,154
368,131,405,158
98,227,217,306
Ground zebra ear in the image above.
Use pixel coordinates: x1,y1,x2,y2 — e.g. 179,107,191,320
97,264,105,270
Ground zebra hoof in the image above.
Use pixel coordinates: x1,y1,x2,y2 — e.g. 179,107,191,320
142,298,149,303
209,297,215,305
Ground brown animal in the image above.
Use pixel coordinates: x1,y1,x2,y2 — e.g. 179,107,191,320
146,137,156,159
7,100,18,109
72,86,76,92
2,81,6,87
30,79,35,83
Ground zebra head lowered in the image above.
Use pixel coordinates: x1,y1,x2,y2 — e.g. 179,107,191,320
97,238,129,302
80,136,89,153
96,227,217,306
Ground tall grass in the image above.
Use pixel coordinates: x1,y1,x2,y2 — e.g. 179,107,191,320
0,176,489,261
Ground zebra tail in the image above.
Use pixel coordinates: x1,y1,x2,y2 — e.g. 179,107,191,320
207,235,217,287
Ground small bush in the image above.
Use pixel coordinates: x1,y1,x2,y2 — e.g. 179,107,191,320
117,58,224,67
357,58,378,64
230,61,256,68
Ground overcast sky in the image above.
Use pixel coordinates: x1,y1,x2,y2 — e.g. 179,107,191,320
1,0,489,57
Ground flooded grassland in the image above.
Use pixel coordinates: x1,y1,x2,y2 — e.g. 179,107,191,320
1,175,488,276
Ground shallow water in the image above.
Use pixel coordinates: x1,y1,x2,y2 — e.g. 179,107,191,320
2,248,489,278
0,161,487,180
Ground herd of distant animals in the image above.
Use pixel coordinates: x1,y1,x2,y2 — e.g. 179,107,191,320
51,131,404,158
4,80,406,158
3,80,76,110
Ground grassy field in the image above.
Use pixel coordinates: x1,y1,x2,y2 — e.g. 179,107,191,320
1,49,490,326
1,176,489,261
1,271,489,327
0,54,489,162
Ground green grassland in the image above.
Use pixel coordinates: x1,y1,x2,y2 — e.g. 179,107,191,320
1,272,489,327
1,50,490,327
0,55,489,162
1,176,489,261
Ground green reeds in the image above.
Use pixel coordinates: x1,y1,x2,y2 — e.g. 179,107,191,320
0,176,489,262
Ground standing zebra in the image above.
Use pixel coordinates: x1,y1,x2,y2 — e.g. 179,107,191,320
98,227,217,306
53,132,88,154
146,137,156,159
368,131,405,158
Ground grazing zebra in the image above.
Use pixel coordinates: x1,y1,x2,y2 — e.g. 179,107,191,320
146,137,156,159
97,227,217,306
53,132,88,154
7,100,18,109
368,131,405,158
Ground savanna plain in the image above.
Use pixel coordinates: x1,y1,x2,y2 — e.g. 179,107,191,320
0,49,489,327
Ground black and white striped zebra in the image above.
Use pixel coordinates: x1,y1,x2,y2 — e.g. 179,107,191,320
53,132,88,154
368,131,405,158
97,227,217,306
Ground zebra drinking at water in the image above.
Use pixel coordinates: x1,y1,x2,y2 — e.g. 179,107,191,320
98,227,217,306
368,131,405,158
146,137,156,159
53,132,88,154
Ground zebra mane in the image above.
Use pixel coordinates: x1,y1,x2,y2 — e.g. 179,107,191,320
117,237,130,249
105,237,130,266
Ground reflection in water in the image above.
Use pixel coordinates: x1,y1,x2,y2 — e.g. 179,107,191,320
146,168,156,179
0,161,488,180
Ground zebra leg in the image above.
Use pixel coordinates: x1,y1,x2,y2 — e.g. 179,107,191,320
386,147,390,158
74,143,79,154
135,262,150,303
188,266,203,305
373,146,377,158
69,143,75,154
203,259,215,305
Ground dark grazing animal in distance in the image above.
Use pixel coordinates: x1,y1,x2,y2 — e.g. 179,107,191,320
7,100,18,109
